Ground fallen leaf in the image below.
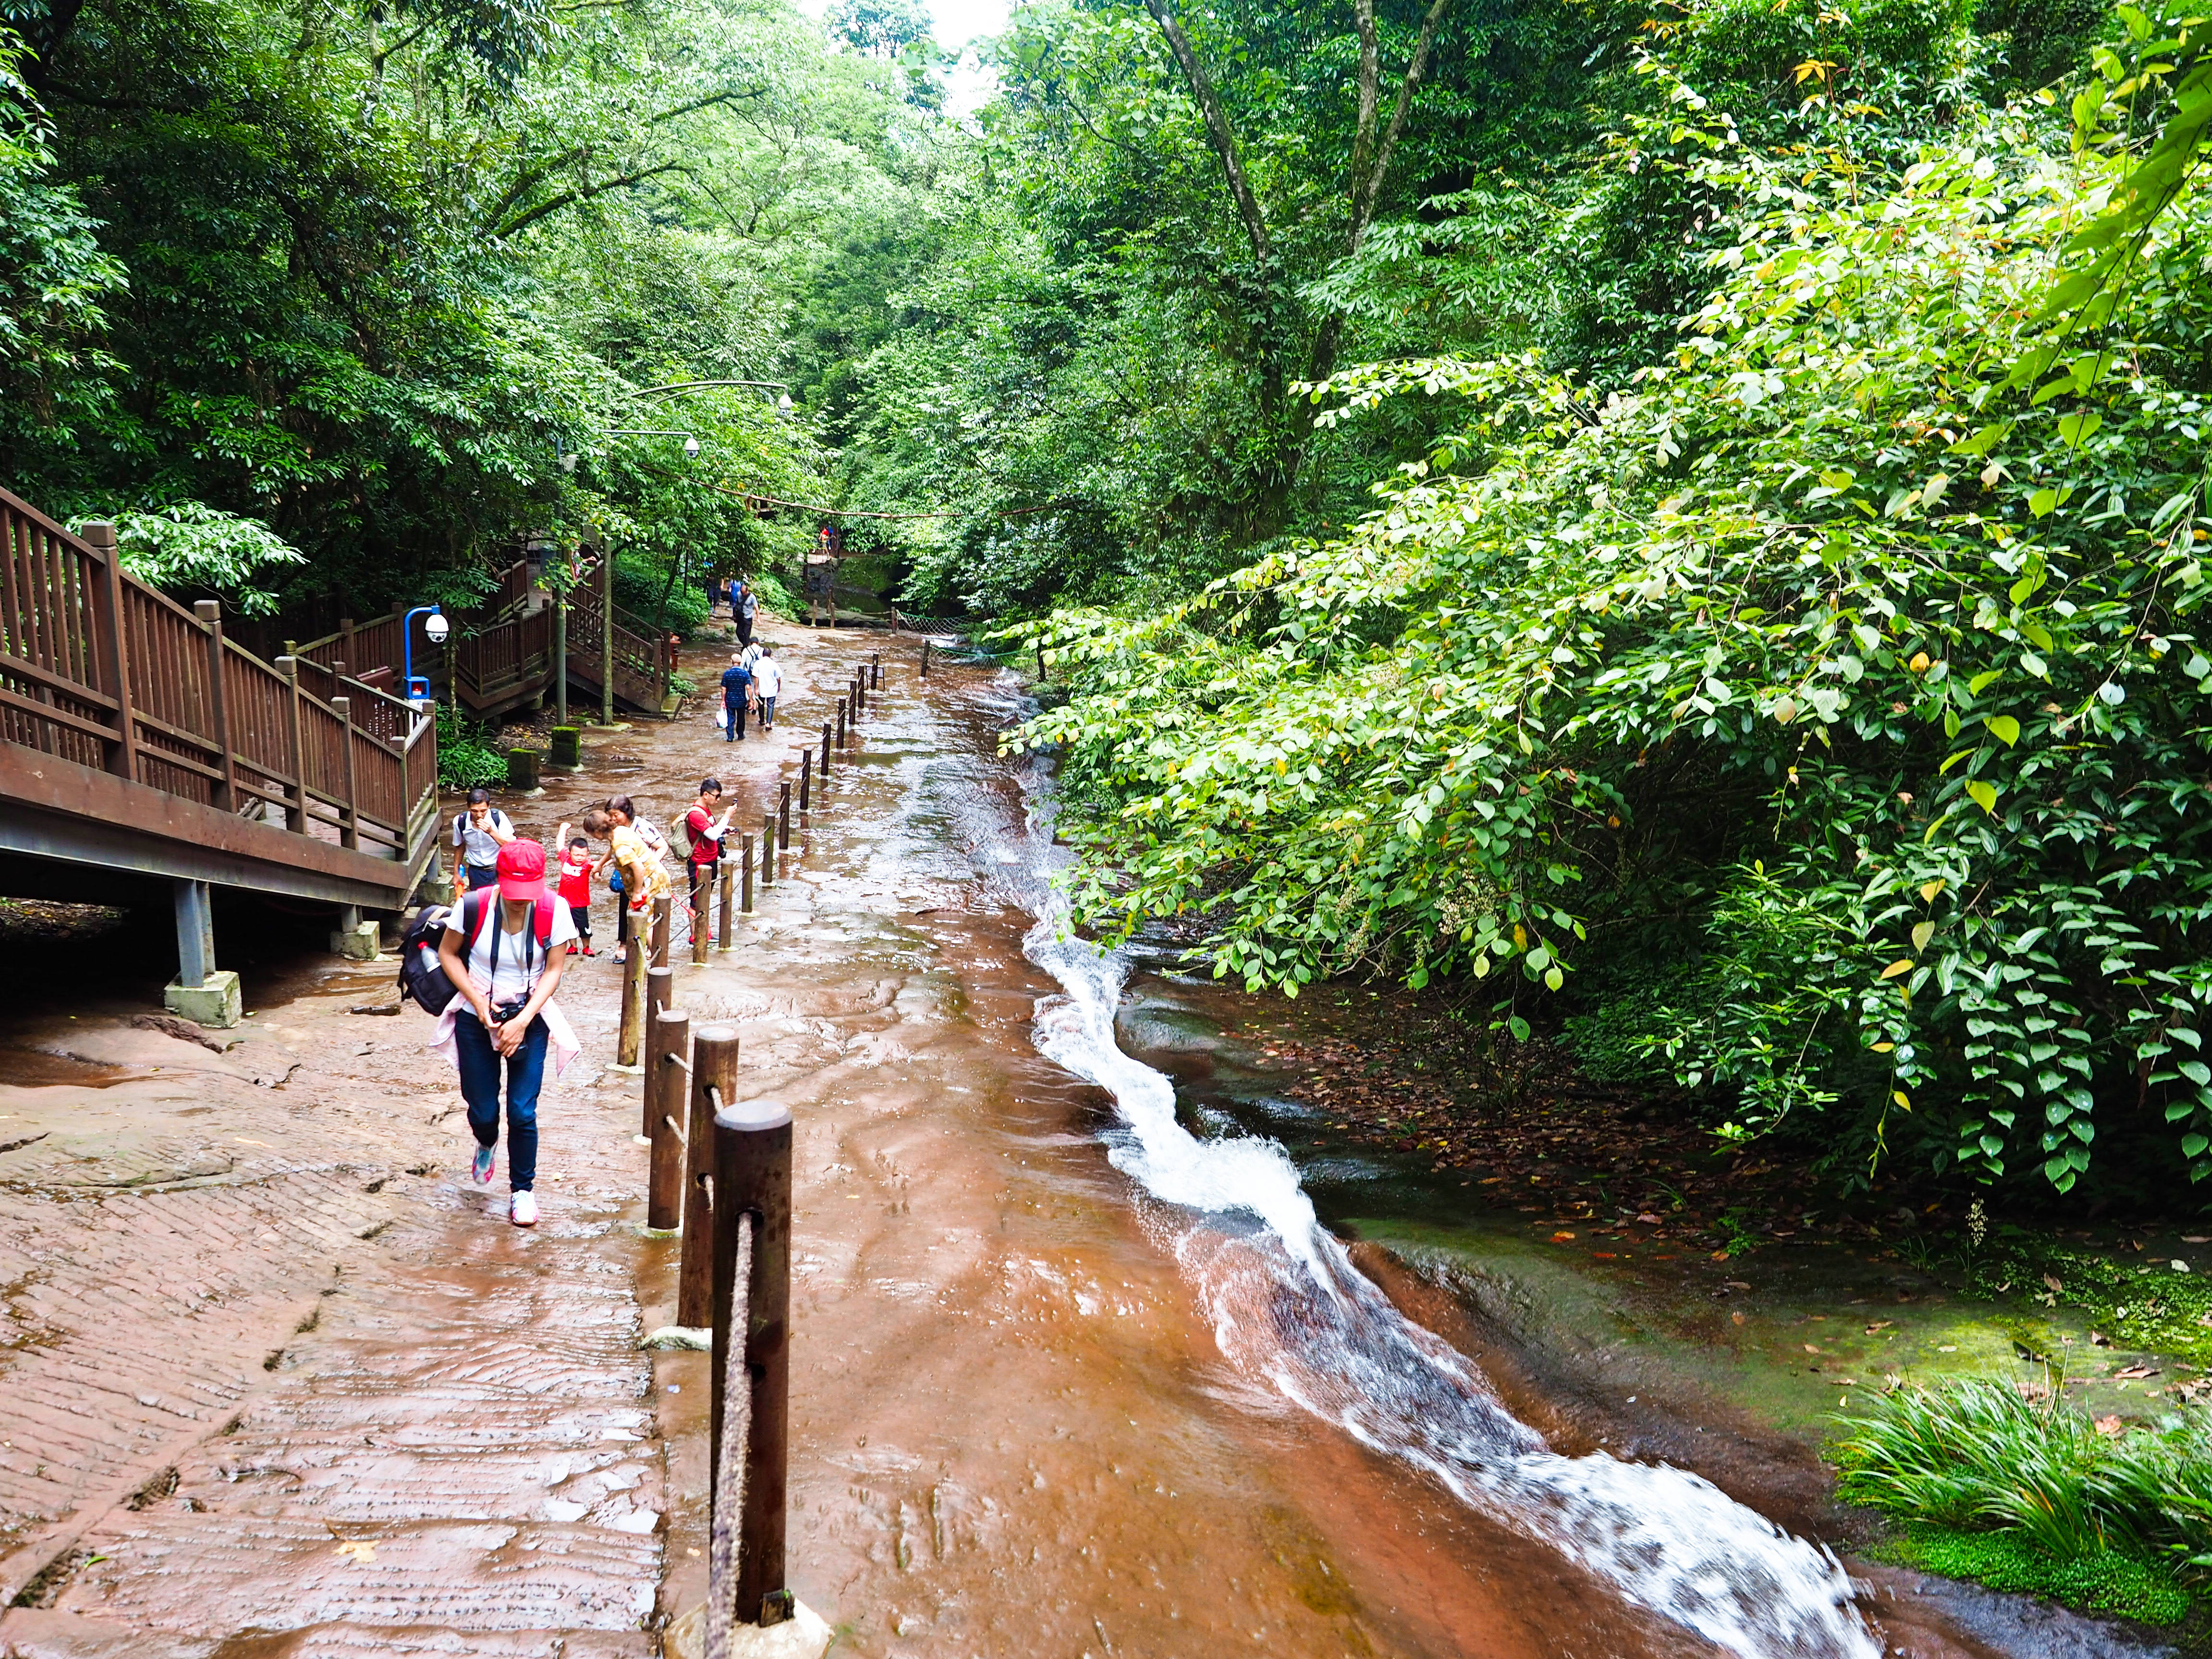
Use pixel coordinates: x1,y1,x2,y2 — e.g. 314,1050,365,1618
2090,1331,2111,1346
1551,1231,1576,1242
1731,1311,1746,1325
2115,1364,2160,1380
2095,1415,2126,1438
1803,1344,1822,1354
2042,1273,2064,1295
1635,1212,1663,1225
1864,1320,1894,1334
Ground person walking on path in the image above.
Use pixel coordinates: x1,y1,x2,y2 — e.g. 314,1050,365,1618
734,577,758,647
451,788,515,897
719,650,752,742
682,777,734,941
603,794,672,964
552,824,604,957
432,839,580,1228
752,644,782,734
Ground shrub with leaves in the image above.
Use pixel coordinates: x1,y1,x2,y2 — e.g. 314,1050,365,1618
1011,82,2212,1193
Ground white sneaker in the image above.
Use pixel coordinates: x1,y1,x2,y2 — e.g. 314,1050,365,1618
510,1191,539,1227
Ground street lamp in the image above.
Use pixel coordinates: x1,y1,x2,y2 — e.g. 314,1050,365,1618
603,427,700,457
403,604,447,705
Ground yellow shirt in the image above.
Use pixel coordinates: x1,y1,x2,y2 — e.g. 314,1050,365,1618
610,825,672,905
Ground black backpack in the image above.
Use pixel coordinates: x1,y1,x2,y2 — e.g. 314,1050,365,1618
397,892,558,1015
397,902,459,1014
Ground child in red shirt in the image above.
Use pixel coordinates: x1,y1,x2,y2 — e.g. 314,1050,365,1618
553,831,603,957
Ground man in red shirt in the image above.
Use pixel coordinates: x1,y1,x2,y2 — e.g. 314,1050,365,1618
683,778,734,943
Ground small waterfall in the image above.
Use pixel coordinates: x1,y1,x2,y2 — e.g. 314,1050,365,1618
982,722,1877,1659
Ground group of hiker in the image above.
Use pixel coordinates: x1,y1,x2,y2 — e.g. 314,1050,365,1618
716,638,782,739
427,779,737,1228
717,574,759,645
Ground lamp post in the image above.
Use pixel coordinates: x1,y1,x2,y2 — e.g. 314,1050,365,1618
402,605,448,706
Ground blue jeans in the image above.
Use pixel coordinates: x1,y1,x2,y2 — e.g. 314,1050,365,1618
724,693,746,739
758,696,775,727
455,1012,548,1191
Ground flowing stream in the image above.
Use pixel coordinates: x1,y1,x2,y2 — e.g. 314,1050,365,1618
985,712,1880,1659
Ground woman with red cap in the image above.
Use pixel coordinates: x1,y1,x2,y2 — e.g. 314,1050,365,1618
433,838,581,1227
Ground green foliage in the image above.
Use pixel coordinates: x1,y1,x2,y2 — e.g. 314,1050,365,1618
435,702,507,790
1836,1377,2210,1617
1010,72,2212,1194
86,503,305,618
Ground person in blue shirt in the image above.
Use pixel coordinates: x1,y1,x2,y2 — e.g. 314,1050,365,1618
719,652,752,741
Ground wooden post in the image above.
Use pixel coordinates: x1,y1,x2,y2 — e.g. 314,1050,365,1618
647,1009,690,1230
276,656,308,832
692,863,712,965
677,1024,738,1327
553,577,568,727
740,832,754,914
798,751,811,813
195,601,236,812
618,922,648,1067
710,1095,793,1627
820,722,832,778
836,697,847,748
650,892,672,969
921,638,930,678
760,812,775,887
81,521,137,781
778,781,791,852
600,544,615,728
332,695,360,850
643,964,674,1136
871,652,880,691
717,865,733,952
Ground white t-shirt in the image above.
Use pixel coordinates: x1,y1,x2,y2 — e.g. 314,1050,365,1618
457,898,578,1006
451,807,512,868
753,659,782,699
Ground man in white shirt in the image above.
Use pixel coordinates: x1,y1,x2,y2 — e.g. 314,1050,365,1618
752,645,783,733
450,788,515,896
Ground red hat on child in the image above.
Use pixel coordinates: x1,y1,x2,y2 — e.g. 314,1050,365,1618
496,838,548,902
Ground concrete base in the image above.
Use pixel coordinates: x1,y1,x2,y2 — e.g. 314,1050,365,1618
164,969,241,1029
331,920,380,961
665,1599,832,1659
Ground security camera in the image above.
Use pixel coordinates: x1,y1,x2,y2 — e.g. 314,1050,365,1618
683,436,701,458
424,611,450,644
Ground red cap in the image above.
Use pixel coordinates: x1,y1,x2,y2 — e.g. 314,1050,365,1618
496,838,548,901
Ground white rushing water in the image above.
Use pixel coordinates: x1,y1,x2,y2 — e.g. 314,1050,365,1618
983,730,1878,1659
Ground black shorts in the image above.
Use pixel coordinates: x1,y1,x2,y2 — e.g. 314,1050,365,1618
569,904,591,938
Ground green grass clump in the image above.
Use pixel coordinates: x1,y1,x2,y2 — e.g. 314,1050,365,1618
1833,1377,2211,1620
1870,1524,2192,1623
434,703,507,789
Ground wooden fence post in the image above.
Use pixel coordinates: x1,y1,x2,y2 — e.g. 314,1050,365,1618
650,892,672,969
80,521,137,781
710,1094,793,1627
647,1009,690,1230
760,812,775,887
718,865,734,951
798,750,811,813
618,930,648,1068
677,1024,738,1327
332,695,360,850
642,963,673,1136
820,722,832,778
778,781,791,852
741,833,754,914
195,601,236,812
693,864,712,965
276,656,308,832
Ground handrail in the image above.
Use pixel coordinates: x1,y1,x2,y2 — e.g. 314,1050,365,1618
0,484,437,888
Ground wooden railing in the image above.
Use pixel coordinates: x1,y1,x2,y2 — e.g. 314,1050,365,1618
289,556,673,719
0,486,437,876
